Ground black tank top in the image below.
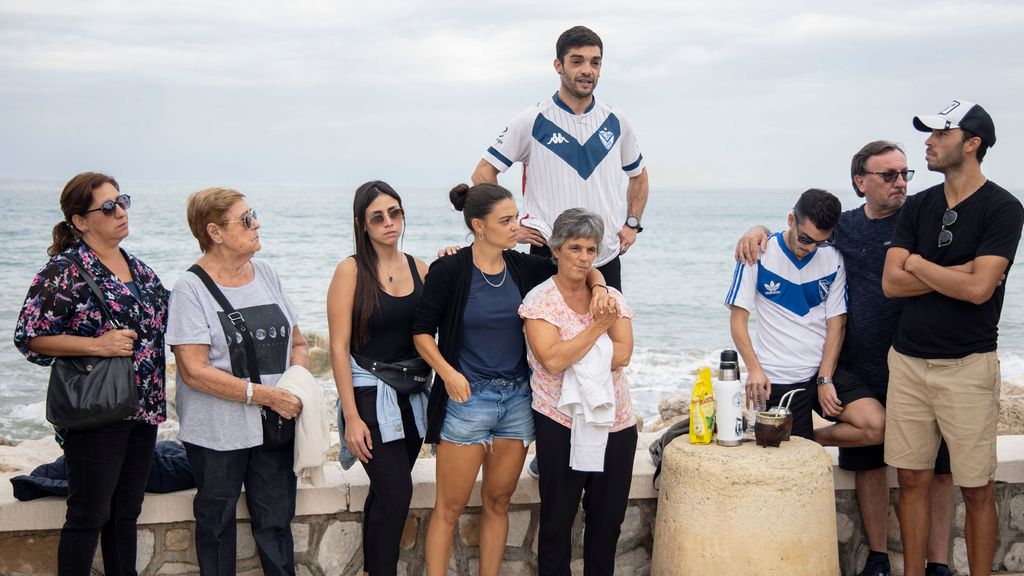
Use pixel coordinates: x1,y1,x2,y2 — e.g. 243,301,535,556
352,253,423,362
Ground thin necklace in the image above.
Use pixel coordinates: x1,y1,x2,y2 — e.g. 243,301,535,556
475,258,507,288
381,252,403,283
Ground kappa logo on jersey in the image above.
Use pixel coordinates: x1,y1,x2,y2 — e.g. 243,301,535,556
547,133,569,145
599,128,615,150
763,280,781,295
818,277,832,300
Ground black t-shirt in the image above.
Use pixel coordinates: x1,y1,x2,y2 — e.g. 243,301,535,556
835,206,903,387
891,180,1023,358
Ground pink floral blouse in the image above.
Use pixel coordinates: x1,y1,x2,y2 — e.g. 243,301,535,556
519,278,635,431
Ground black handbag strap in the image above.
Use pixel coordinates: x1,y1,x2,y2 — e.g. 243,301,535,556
63,253,122,329
188,264,262,384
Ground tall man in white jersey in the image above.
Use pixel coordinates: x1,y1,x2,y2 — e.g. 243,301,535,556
471,25,649,292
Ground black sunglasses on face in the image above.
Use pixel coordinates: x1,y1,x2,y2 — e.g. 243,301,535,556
865,169,915,183
938,208,957,248
367,207,405,226
797,231,835,247
82,194,131,217
224,209,258,230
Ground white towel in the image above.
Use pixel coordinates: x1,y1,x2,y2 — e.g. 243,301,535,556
277,365,330,486
557,335,615,472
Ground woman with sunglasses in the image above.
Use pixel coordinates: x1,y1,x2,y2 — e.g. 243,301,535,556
326,181,430,576
166,187,307,575
14,172,169,576
414,183,613,576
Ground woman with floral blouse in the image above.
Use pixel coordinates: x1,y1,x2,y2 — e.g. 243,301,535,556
15,172,169,576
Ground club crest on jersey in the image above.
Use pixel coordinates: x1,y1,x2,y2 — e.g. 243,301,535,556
547,133,569,145
763,280,781,296
818,278,832,300
599,128,615,150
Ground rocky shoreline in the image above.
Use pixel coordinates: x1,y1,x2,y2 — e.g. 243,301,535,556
3,338,1022,476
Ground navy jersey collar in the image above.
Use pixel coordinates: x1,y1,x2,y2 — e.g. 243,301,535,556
552,92,596,115
773,231,817,269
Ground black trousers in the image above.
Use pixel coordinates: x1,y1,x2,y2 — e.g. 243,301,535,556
534,411,637,576
184,440,296,576
354,387,423,576
529,244,622,292
58,419,157,576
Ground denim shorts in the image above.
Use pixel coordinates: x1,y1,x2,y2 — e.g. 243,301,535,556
440,375,535,446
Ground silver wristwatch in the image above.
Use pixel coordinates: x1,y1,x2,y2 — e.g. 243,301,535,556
245,381,254,404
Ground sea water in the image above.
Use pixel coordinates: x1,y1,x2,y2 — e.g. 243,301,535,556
2,179,1022,441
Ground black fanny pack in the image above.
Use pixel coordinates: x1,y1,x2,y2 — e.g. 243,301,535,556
351,352,431,395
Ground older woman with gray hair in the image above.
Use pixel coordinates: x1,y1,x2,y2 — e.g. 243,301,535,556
519,208,637,576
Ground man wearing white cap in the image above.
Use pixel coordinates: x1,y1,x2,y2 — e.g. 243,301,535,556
882,100,1023,576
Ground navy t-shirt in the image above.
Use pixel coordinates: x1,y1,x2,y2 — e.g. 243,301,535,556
891,181,1024,358
835,206,904,388
458,266,527,381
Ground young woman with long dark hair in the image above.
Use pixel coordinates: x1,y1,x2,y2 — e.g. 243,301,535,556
327,181,430,576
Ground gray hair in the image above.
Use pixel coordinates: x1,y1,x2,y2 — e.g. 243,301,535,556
548,208,605,251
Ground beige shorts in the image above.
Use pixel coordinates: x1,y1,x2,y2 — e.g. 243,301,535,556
884,347,1000,488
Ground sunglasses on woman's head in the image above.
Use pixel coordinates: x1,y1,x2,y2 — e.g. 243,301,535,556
224,209,258,230
367,207,405,226
82,194,131,217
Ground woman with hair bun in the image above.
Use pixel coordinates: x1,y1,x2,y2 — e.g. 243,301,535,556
413,183,612,576
14,172,168,576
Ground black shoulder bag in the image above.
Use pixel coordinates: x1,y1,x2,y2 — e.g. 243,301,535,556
46,254,138,430
188,264,295,448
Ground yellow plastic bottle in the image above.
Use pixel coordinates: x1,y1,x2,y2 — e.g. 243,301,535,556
689,367,715,444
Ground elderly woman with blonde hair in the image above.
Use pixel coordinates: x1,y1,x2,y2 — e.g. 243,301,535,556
166,187,307,575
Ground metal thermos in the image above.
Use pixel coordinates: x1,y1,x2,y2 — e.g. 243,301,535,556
714,349,744,446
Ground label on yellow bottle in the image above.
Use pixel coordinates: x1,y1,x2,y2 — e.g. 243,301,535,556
689,367,715,444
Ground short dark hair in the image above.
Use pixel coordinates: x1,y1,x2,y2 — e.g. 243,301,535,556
793,188,841,231
850,140,905,197
556,26,603,62
962,128,989,163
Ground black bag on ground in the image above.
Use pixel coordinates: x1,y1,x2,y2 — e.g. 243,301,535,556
46,254,138,430
351,352,431,395
188,264,295,449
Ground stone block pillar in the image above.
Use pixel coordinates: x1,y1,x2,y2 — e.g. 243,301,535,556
652,437,839,575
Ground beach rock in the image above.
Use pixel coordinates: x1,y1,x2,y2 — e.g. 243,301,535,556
999,382,1024,434
307,347,332,378
657,395,688,421
0,437,61,473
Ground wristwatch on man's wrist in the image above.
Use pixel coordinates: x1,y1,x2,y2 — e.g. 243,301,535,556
816,376,833,387
625,216,643,233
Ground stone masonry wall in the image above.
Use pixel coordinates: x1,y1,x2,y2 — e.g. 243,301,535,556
0,500,656,576
3,485,1024,575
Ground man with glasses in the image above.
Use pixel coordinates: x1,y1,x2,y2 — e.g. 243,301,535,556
726,188,846,441
882,100,1022,576
736,141,957,576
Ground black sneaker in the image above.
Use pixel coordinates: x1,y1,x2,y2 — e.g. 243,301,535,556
527,455,540,479
857,553,891,576
925,563,952,576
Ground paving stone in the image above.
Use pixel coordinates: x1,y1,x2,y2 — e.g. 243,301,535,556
237,522,256,559
157,562,201,574
292,522,310,554
317,521,361,576
1011,494,1024,531
401,517,419,550
836,513,854,544
137,529,155,573
1006,541,1024,572
507,510,531,547
953,537,968,575
459,513,481,547
164,527,191,552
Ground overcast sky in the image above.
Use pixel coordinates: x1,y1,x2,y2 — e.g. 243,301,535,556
1,0,1023,192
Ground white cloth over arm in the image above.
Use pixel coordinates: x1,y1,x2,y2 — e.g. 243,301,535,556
557,334,615,472
277,365,330,486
